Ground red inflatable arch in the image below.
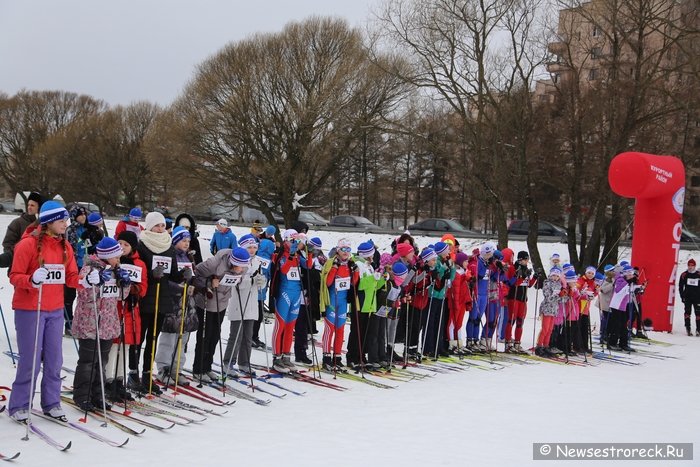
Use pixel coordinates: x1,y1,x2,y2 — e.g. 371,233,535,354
608,152,685,332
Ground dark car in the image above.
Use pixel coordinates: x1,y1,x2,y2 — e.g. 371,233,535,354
329,215,384,232
508,219,569,241
407,218,478,236
298,210,330,226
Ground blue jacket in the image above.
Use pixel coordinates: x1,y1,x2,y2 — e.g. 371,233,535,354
210,229,237,255
257,239,275,301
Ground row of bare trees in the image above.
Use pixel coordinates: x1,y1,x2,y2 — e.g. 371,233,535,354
0,0,697,272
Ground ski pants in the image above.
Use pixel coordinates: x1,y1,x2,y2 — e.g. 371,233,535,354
481,301,499,339
685,301,700,331
273,290,301,355
192,308,226,373
537,315,555,347
72,338,112,404
506,299,527,343
467,295,487,340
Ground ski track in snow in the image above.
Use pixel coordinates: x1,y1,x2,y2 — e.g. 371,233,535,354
0,214,697,467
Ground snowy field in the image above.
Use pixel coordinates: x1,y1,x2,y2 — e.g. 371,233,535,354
0,214,697,466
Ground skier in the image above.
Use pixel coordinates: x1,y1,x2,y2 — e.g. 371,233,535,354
0,191,43,268
64,205,89,336
447,252,472,353
114,207,144,240
72,237,131,411
319,238,359,371
607,264,637,352
403,247,436,360
8,201,80,422
679,258,700,336
535,267,563,357
175,213,203,264
505,251,537,354
155,226,198,383
597,264,615,345
423,242,454,358
576,266,599,353
252,236,275,349
210,218,237,255
467,242,494,351
82,212,106,255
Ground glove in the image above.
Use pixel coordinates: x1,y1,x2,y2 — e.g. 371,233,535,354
254,274,267,287
182,267,194,281
333,257,341,268
100,269,113,283
348,260,356,271
289,242,298,256
422,264,431,272
31,267,49,287
86,269,101,286
559,289,567,297
129,284,141,296
152,265,165,280
373,271,382,281
117,268,131,286
495,260,504,271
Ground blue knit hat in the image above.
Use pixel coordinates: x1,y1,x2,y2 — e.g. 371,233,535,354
434,242,450,256
620,260,630,268
309,237,322,249
238,233,258,249
493,249,503,260
622,264,634,275
39,201,69,225
420,247,437,263
585,266,596,274
603,264,615,272
563,263,575,274
171,226,190,246
357,241,375,258
392,261,409,284
129,207,142,221
564,270,577,282
549,266,563,277
87,212,103,226
96,237,123,260
594,272,605,284
229,247,251,267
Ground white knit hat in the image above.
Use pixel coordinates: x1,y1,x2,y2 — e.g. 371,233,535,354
144,212,166,231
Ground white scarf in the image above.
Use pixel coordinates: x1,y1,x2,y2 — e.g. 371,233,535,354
139,230,172,254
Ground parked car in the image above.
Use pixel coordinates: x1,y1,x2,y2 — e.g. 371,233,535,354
329,215,384,232
298,210,329,226
66,201,101,214
508,219,569,241
407,218,478,236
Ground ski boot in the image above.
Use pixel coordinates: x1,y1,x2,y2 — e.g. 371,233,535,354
687,328,693,336
696,330,700,337
44,406,68,422
504,340,515,353
322,354,335,372
142,372,163,395
272,355,290,373
334,356,348,373
534,346,546,357
513,342,527,354
282,354,297,372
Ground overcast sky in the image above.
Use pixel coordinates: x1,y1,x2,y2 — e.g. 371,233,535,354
0,0,382,107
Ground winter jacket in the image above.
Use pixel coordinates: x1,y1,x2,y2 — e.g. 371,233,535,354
10,226,80,311
679,270,700,303
429,258,455,300
448,267,473,315
66,222,88,269
72,256,127,340
469,255,490,297
210,228,237,255
356,256,387,313
116,251,148,345
175,213,203,265
487,262,508,304
597,277,614,312
507,263,536,302
404,262,433,310
137,241,184,315
576,276,598,315
193,249,237,312
114,219,143,240
227,270,267,321
609,273,637,311
162,249,198,333
2,213,36,253
539,278,562,317
256,239,275,301
80,224,105,256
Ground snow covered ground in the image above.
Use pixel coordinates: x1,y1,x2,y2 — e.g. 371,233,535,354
0,214,697,466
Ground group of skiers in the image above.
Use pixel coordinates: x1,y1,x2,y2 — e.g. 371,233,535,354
1,194,696,425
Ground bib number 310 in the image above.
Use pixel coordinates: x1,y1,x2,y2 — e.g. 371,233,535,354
43,264,66,285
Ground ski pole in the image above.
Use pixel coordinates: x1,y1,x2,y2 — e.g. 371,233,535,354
303,255,320,379
173,283,189,393
433,297,446,360
197,281,209,389
260,301,271,373
531,282,540,354
215,282,226,397
0,302,16,366
91,285,109,427
147,282,161,398
119,297,129,415
22,283,43,441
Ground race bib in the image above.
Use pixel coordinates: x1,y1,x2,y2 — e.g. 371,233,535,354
84,238,93,249
256,256,271,270
286,267,301,281
100,279,119,298
44,264,66,285
335,277,350,291
119,264,142,283
152,255,172,272
220,274,242,287
688,278,699,287
177,262,193,272
375,306,389,318
387,286,401,301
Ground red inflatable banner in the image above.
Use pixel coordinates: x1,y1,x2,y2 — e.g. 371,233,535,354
608,152,685,332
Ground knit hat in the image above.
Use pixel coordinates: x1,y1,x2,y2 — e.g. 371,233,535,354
594,272,605,284
128,207,142,221
434,242,450,256
238,233,258,249
622,264,635,275
688,259,696,267
603,264,615,272
96,237,123,260
420,248,437,263
165,218,173,230
70,205,87,220
494,250,503,260
563,263,575,274
549,267,563,277
357,241,375,258
392,261,409,285
309,237,323,249
550,253,560,261
396,243,414,258
178,217,191,228
39,201,69,225
282,229,299,242
517,251,529,261
217,218,228,227
28,192,43,207
144,212,166,231
87,212,103,226
265,225,276,237
455,252,469,267
502,248,514,264
619,260,630,268
337,238,351,250
117,231,138,252
229,247,251,268
481,242,496,255
564,270,577,282
379,253,393,269
171,226,191,246
585,266,596,274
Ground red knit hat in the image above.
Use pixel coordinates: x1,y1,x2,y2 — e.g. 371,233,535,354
397,242,414,258
689,258,696,267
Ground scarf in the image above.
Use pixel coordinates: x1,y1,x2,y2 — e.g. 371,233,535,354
139,230,172,254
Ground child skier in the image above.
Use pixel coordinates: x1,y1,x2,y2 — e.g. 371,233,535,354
114,207,144,240
447,252,472,353
505,251,537,354
577,266,598,353
535,267,563,356
423,242,454,358
597,264,615,345
467,243,494,351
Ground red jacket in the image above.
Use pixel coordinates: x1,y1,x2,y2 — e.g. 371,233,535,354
10,227,80,311
405,266,432,310
114,220,143,240
448,268,473,313
116,251,148,345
